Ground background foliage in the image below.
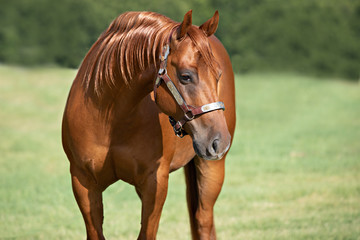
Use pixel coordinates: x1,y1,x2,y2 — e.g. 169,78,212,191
0,0,359,79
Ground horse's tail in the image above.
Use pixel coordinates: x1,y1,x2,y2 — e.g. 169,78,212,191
184,158,199,238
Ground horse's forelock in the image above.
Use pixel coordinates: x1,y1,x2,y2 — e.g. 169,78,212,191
186,27,221,79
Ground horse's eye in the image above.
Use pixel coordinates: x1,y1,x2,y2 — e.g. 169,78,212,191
180,74,191,84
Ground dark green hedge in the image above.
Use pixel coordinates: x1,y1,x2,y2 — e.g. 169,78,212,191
1,0,359,80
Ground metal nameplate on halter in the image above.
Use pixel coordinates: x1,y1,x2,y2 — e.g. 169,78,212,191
201,102,225,113
166,81,184,106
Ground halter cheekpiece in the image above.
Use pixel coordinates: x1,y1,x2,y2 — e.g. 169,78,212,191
153,29,225,138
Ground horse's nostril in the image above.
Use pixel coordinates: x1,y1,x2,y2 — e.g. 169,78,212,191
212,139,220,154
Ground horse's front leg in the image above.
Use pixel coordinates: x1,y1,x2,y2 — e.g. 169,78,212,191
184,156,225,240
136,163,170,240
70,164,105,240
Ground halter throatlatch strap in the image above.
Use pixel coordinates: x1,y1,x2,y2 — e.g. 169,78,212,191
154,33,225,138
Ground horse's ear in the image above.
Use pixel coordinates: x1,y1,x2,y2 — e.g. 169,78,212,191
177,10,192,40
199,10,219,37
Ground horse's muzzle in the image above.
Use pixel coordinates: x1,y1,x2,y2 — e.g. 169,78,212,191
193,133,231,161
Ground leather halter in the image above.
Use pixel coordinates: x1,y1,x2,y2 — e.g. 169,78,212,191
154,33,225,138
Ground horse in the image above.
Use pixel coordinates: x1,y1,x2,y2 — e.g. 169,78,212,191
62,10,235,240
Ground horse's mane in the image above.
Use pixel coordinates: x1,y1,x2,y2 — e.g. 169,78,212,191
79,11,219,103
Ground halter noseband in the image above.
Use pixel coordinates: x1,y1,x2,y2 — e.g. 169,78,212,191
153,34,225,138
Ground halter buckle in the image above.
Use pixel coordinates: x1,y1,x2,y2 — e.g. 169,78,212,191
184,111,194,121
161,45,170,61
158,68,167,76
169,116,187,138
174,125,186,138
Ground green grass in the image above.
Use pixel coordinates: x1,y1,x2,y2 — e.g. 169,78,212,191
0,65,359,239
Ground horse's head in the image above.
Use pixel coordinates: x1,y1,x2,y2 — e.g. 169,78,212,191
155,10,231,160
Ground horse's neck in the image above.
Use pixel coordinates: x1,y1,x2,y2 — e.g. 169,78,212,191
111,65,158,117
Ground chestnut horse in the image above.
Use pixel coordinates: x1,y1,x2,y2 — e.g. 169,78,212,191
62,10,235,240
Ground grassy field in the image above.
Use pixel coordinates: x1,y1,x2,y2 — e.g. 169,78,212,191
0,65,359,239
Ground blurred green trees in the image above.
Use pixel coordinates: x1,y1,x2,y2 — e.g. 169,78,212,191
0,0,359,79
214,0,360,79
